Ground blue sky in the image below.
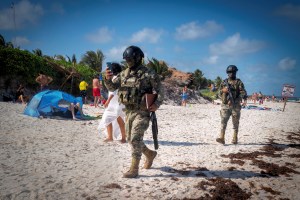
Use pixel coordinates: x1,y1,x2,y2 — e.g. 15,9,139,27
1,0,300,97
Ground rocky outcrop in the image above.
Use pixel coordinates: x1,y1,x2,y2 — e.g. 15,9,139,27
164,67,193,87
162,68,209,105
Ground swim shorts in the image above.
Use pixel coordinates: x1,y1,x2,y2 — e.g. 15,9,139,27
80,90,87,97
182,93,187,100
93,88,101,97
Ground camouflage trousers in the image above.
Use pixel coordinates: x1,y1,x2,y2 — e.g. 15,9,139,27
220,104,241,132
125,110,151,160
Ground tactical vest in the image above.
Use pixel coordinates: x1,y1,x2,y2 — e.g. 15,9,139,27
221,79,241,105
118,66,152,108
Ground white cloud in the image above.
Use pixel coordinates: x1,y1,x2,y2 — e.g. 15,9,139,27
86,27,113,43
106,45,149,62
209,33,265,56
14,36,29,46
106,46,127,61
203,55,219,64
278,57,296,70
130,28,164,43
276,4,300,20
175,20,223,40
0,0,44,30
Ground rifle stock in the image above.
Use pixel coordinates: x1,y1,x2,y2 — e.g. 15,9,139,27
151,112,159,150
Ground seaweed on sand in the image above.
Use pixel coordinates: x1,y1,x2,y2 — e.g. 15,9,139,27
194,177,252,200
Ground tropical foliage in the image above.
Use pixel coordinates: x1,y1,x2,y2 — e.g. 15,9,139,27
0,34,14,48
0,47,61,87
32,48,43,57
214,76,223,90
80,49,105,72
146,58,172,80
200,89,218,101
0,34,221,100
190,69,213,90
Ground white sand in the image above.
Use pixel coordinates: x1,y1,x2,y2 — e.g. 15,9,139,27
0,101,300,199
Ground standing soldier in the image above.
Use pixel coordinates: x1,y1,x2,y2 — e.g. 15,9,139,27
104,46,164,178
216,65,247,145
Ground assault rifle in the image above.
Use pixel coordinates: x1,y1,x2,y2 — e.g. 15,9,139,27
150,112,159,150
145,93,159,149
224,79,235,106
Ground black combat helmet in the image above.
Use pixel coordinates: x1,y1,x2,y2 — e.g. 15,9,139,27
226,65,238,73
123,46,144,60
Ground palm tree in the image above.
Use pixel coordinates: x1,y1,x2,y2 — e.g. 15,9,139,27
191,69,205,90
0,34,14,48
0,34,5,47
5,41,14,48
54,55,67,62
214,76,223,90
80,49,105,72
32,49,43,57
70,54,77,94
146,58,171,80
71,54,77,65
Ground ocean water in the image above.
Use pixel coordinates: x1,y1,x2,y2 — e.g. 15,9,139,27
286,97,300,102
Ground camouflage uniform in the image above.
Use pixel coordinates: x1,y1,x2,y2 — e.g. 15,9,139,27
104,64,164,160
217,78,247,144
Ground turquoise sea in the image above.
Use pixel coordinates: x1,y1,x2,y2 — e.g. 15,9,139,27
286,97,300,102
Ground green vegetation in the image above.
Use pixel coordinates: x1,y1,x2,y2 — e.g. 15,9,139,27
0,47,62,87
0,34,223,97
146,58,172,80
200,89,218,101
80,50,105,72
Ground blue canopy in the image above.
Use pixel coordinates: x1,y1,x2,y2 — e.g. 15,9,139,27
24,90,82,118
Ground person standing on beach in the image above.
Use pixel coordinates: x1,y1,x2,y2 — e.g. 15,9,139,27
181,85,188,107
79,78,89,104
92,75,101,108
98,63,126,143
35,71,53,91
216,65,247,145
258,91,263,105
104,45,164,178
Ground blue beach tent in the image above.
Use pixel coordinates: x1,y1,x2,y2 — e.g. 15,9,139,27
24,90,82,118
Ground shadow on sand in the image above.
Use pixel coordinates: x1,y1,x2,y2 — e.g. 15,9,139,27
139,166,265,179
144,140,208,146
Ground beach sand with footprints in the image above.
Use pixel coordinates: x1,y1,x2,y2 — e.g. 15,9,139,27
1,101,300,199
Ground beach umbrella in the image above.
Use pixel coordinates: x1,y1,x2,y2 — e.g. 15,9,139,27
23,90,82,118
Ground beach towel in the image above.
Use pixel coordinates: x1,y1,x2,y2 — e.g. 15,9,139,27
243,105,281,111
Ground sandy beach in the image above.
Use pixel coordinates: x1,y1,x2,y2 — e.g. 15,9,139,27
0,101,300,199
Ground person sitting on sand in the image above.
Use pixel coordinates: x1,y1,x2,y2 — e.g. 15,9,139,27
35,71,53,91
51,100,85,120
15,84,26,104
98,63,126,143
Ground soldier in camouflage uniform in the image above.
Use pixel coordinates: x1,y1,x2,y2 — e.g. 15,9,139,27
104,46,164,178
216,65,247,145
